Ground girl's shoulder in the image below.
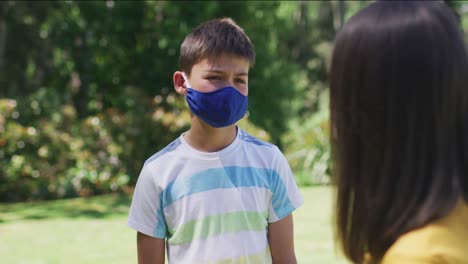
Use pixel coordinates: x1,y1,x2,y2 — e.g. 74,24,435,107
382,200,468,264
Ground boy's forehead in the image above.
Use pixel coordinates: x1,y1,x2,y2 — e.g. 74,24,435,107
196,54,250,74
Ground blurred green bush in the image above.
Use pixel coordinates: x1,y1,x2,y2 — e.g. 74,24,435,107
283,91,331,186
5,1,425,201
0,88,192,201
0,93,277,202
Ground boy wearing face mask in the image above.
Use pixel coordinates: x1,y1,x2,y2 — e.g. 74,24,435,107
127,18,303,264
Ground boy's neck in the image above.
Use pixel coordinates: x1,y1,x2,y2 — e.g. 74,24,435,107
184,117,238,153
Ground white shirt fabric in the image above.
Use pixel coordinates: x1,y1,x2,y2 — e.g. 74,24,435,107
128,127,303,263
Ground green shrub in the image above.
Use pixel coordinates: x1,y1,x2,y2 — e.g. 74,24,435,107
0,91,275,202
0,87,192,202
283,91,331,186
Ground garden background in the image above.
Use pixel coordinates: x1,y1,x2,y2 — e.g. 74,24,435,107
0,1,465,263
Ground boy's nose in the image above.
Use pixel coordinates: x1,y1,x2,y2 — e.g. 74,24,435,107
226,79,236,87
218,78,247,96
218,79,235,89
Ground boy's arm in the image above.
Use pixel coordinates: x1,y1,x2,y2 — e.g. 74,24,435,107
268,214,297,264
137,232,165,264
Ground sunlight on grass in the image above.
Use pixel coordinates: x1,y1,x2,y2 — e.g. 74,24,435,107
0,187,347,264
294,186,347,264
0,194,131,222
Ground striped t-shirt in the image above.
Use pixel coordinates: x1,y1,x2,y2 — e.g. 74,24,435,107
128,127,303,263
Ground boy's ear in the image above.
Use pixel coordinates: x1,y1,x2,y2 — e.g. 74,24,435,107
173,71,187,95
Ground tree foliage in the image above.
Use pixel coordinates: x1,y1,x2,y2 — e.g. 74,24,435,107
2,1,464,201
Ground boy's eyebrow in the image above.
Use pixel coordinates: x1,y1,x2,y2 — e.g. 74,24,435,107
205,70,248,76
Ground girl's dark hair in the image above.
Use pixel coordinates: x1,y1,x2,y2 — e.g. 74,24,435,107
329,1,468,263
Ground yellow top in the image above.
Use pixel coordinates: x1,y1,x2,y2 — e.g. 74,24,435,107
381,200,468,264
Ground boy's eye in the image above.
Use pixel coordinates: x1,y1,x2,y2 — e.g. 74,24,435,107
206,76,221,80
235,78,246,84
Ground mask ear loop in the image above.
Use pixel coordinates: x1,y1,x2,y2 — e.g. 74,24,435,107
182,73,191,89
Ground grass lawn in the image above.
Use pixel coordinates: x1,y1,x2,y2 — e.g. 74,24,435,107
0,186,347,264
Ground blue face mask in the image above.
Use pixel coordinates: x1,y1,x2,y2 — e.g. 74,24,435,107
183,74,248,128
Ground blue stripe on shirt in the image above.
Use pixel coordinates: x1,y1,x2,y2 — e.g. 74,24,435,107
160,166,294,219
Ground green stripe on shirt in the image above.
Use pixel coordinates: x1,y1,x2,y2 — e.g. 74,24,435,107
168,211,268,245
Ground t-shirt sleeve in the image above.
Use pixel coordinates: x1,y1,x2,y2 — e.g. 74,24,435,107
127,164,168,239
268,147,304,223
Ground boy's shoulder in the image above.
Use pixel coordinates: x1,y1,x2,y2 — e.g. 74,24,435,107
144,137,183,167
237,128,276,149
236,127,286,163
142,128,282,167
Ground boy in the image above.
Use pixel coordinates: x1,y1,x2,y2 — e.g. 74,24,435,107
128,17,303,264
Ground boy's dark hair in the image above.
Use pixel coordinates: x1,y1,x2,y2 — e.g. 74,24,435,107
329,1,468,263
179,17,255,75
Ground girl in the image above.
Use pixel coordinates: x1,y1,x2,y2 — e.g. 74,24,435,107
329,1,468,263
